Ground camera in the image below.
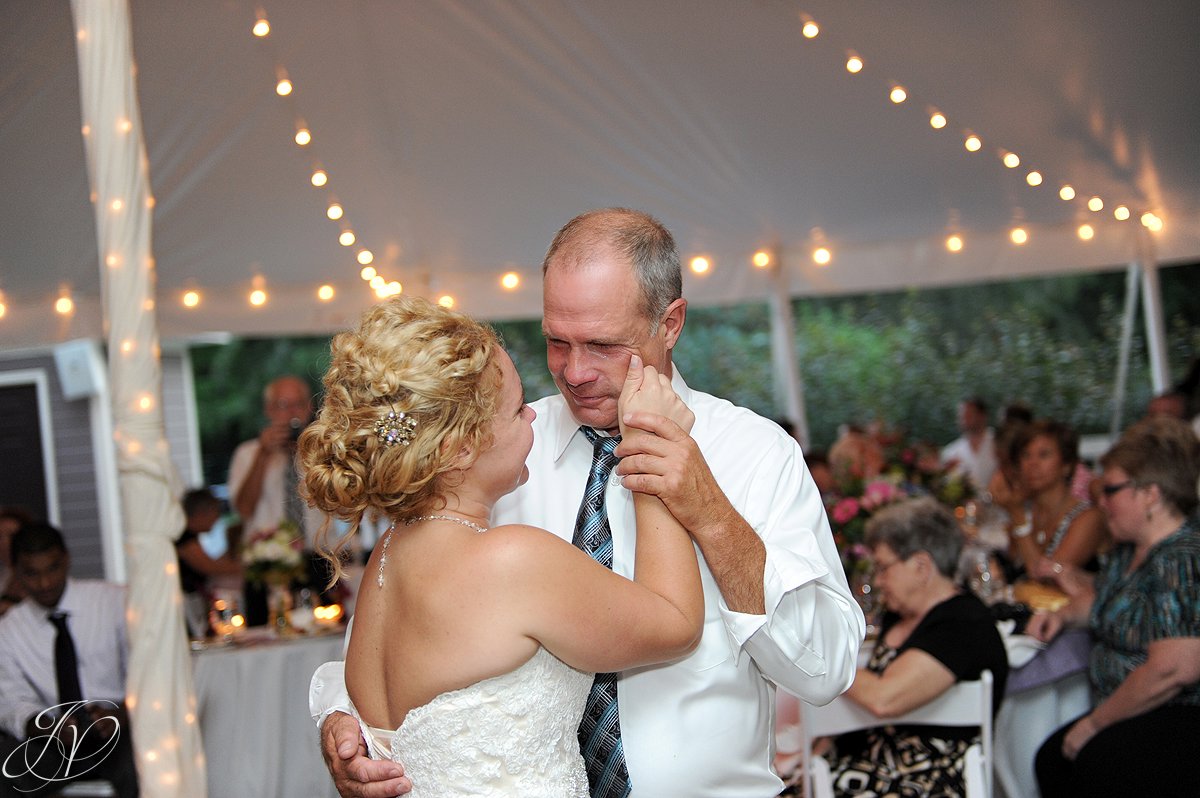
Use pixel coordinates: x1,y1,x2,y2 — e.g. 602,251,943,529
288,418,305,442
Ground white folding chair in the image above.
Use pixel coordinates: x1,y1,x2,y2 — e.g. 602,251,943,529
801,670,993,798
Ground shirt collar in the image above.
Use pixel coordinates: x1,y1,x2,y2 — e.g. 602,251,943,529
543,367,693,463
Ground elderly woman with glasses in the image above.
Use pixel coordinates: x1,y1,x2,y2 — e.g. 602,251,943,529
822,497,1008,797
1030,417,1200,797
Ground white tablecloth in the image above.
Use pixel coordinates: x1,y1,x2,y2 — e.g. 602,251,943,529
192,630,346,798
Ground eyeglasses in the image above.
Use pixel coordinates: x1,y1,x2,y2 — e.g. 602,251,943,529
1100,480,1135,497
870,556,908,578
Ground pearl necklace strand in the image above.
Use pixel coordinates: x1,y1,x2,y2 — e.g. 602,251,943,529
377,515,489,587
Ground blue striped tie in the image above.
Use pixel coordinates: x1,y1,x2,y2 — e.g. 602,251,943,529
574,427,631,798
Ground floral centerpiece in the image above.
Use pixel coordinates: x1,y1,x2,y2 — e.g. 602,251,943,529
242,520,305,588
825,427,973,578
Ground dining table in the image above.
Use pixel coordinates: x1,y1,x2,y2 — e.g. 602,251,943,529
191,627,346,798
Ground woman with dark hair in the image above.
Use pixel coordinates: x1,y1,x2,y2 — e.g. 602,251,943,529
1031,417,1200,796
822,497,1008,797
1006,419,1108,579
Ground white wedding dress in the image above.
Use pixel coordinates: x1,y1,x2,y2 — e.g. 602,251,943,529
356,647,593,797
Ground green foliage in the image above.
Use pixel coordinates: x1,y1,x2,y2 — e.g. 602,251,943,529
189,264,1200,483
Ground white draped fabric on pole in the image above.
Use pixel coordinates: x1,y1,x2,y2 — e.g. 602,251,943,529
69,1,206,795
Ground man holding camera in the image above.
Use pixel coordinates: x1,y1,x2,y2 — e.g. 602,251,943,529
228,375,321,547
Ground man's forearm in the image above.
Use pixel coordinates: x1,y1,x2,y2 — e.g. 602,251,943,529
691,510,766,615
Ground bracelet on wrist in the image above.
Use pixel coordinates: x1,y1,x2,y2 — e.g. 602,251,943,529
1011,520,1033,538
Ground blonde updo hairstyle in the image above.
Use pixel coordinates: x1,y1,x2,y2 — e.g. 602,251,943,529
298,296,503,578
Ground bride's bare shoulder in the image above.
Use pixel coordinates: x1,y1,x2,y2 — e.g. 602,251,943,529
471,523,575,567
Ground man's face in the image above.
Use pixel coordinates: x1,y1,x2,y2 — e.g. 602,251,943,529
265,378,312,428
542,253,684,432
958,403,985,434
15,547,69,609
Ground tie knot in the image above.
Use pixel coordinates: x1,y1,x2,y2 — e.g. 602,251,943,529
49,611,69,627
581,427,621,461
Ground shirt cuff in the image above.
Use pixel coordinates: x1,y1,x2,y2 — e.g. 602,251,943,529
310,660,352,729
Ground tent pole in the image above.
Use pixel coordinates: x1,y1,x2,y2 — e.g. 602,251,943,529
1137,227,1170,392
70,1,206,795
1110,262,1141,438
767,246,810,448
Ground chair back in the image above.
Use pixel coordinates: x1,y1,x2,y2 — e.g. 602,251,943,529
800,670,993,798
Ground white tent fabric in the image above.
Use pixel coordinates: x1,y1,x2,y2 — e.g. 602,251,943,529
2,1,1198,347
70,1,205,794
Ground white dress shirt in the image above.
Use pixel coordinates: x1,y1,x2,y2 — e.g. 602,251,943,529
312,370,863,796
228,439,328,548
940,428,998,493
0,579,128,738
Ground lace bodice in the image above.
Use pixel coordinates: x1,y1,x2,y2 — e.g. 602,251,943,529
358,647,592,797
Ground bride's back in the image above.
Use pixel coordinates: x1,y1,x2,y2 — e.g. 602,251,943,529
345,519,544,730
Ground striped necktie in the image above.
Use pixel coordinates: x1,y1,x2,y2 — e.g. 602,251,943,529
573,427,631,798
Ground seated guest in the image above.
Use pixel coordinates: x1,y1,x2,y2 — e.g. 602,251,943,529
175,489,242,636
829,424,885,484
823,497,1008,797
0,522,138,798
1031,417,1200,797
175,488,243,596
1007,419,1108,579
0,506,35,617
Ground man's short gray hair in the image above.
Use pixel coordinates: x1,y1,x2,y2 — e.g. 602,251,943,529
543,208,682,332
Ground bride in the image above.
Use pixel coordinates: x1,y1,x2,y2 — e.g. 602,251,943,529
297,296,703,796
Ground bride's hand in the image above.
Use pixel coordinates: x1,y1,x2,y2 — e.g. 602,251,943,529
618,355,694,439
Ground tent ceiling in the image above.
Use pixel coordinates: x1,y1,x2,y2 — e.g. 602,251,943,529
2,1,1199,347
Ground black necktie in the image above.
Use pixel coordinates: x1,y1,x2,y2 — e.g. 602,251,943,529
573,427,631,798
48,611,84,705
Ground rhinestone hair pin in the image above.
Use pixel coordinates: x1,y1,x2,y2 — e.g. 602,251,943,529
374,406,418,447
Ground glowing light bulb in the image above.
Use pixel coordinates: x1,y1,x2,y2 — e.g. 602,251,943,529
812,247,832,265
845,56,863,74
252,19,270,37
182,290,200,308
360,266,377,281
889,86,907,104
294,128,311,146
1003,152,1020,168
311,169,327,187
437,295,455,308
117,118,132,133
1077,223,1095,240
964,135,982,152
386,281,402,295
249,289,267,306
689,256,710,275
275,79,292,96
752,251,771,268
369,275,384,290
55,296,75,315
110,198,124,212
339,230,356,247
317,284,335,301
929,112,947,129
1113,205,1130,221
1026,171,1043,186
1141,212,1163,232
501,272,521,290
0,301,7,320
946,234,964,253
357,249,374,265
801,20,819,38
137,393,153,412
326,203,343,220
1010,227,1028,245
1059,185,1076,201
1088,196,1104,212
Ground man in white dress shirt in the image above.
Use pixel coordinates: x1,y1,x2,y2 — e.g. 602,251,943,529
313,208,864,797
0,522,137,798
940,396,998,493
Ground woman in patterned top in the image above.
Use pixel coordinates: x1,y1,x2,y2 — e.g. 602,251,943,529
1030,416,1200,797
822,497,1008,797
